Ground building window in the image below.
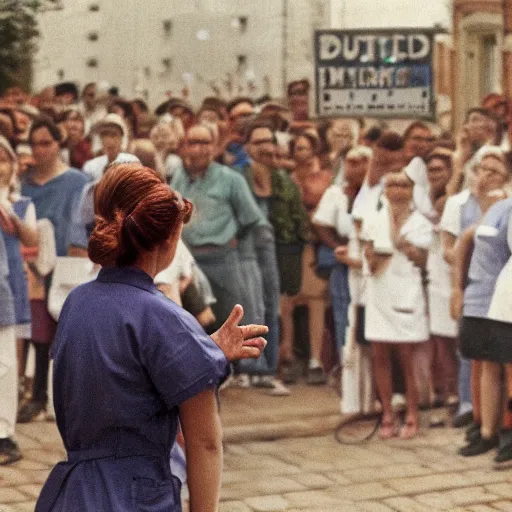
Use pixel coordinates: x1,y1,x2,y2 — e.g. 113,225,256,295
237,55,247,68
87,58,98,68
88,31,99,42
163,19,172,36
482,34,498,95
89,3,100,12
161,58,173,73
231,16,248,33
57,69,64,80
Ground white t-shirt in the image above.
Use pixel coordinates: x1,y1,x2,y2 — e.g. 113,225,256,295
164,154,183,183
405,156,428,188
439,189,472,237
313,185,363,302
405,157,437,219
488,211,512,322
312,185,352,237
83,153,139,182
155,239,195,286
427,224,459,337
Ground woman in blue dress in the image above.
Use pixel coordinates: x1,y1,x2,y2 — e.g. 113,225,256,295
36,163,267,512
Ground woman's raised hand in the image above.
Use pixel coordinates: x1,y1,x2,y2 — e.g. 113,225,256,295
211,305,268,361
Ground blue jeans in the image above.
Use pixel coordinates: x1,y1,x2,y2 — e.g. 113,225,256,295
329,264,350,357
239,230,280,376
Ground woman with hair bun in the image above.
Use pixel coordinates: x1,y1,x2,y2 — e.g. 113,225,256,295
36,163,267,512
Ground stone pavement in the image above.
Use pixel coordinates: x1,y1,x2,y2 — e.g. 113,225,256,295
1,384,511,511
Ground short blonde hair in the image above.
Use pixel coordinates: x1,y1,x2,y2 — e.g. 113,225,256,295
346,145,372,161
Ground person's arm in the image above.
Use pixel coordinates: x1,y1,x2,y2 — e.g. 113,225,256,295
364,241,390,275
0,204,39,247
68,182,93,255
179,389,222,512
441,231,457,265
450,225,476,320
334,245,362,269
230,172,268,238
313,224,348,248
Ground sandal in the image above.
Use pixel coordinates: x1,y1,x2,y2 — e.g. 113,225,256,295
399,421,419,440
379,418,397,440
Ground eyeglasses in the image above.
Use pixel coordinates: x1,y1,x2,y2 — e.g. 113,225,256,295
186,139,213,146
427,165,448,173
250,138,274,145
478,164,507,178
409,136,435,143
30,140,55,148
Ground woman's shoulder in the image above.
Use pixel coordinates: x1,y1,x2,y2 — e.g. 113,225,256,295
63,168,91,186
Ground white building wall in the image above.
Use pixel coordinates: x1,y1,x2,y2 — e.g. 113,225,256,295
33,0,451,107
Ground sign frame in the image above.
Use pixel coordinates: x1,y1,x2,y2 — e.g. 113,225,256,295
314,27,437,121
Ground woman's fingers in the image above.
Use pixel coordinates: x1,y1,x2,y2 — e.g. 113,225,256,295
240,324,268,340
225,304,244,328
238,340,267,359
242,337,267,351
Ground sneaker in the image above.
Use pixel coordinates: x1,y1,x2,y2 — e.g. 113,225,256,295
268,379,291,396
306,366,327,386
17,401,46,423
465,422,481,442
231,374,251,389
0,438,22,466
251,375,274,389
453,410,474,428
494,430,512,470
458,435,499,457
446,395,459,408
280,361,297,385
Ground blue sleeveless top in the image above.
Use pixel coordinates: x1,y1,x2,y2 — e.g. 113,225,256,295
464,197,512,318
0,231,15,327
2,197,32,326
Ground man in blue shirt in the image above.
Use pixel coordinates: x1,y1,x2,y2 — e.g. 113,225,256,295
172,124,267,341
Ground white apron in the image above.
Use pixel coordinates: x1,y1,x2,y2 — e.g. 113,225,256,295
365,209,431,343
427,226,459,337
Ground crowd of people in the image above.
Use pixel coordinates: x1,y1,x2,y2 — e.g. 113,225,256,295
0,81,512,472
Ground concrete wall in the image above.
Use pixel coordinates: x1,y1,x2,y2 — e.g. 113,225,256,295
33,0,451,108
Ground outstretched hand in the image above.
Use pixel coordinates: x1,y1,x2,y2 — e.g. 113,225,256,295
211,305,268,361
0,206,16,236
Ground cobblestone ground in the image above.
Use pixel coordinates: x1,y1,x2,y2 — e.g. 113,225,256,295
0,386,511,511
220,430,512,512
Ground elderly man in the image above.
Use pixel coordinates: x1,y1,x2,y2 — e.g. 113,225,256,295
172,124,267,341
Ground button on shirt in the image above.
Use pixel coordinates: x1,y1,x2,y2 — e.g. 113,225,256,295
172,162,266,247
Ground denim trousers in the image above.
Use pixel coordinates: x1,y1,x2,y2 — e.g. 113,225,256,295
329,263,350,357
239,235,281,376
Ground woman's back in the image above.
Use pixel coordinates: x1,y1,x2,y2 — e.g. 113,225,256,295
53,266,226,451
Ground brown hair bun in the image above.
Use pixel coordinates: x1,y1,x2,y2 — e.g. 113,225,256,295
88,163,192,267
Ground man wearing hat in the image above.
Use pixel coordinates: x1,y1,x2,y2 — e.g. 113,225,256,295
82,114,138,182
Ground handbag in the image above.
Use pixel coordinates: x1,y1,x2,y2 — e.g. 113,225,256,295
315,244,337,279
